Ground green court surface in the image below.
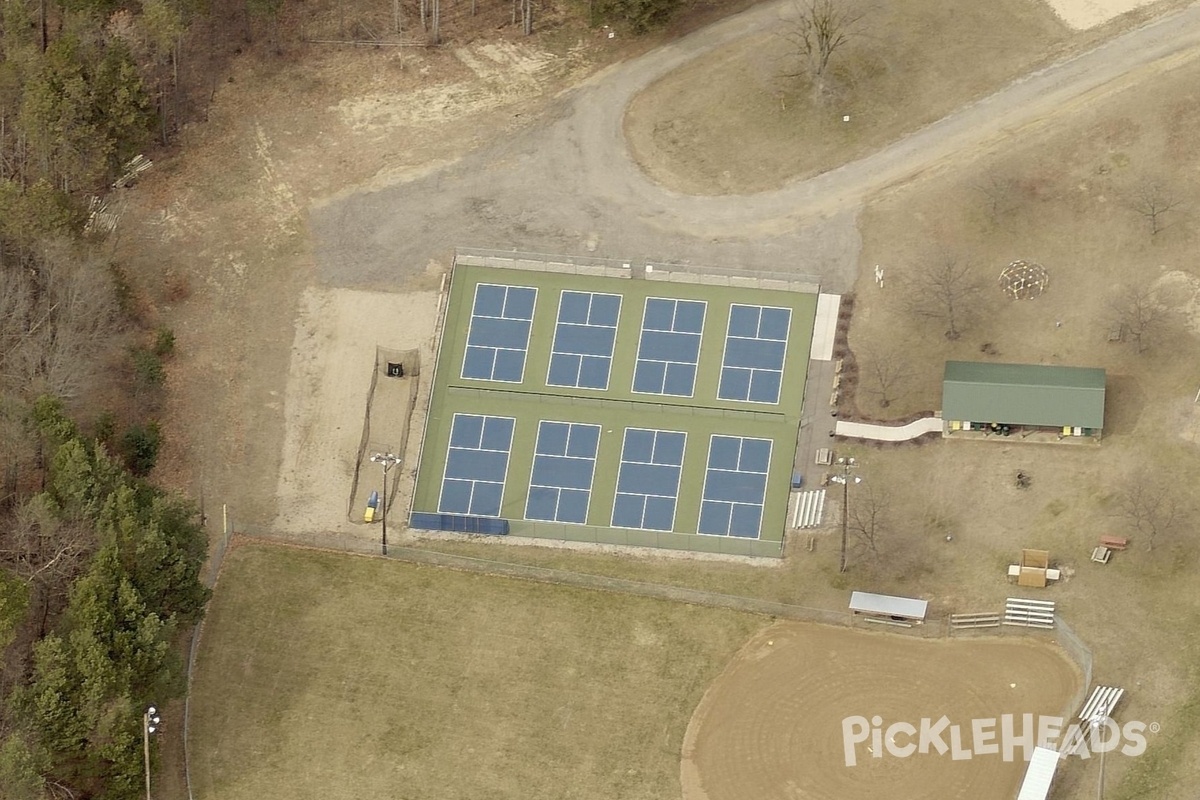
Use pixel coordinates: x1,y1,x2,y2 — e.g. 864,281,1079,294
411,262,817,557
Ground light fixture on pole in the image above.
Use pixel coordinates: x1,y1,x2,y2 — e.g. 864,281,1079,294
143,704,161,800
830,457,860,573
1091,715,1109,800
369,453,402,555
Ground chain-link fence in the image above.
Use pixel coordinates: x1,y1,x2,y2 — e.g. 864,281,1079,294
643,260,821,294
216,522,1103,669
443,384,785,422
456,247,634,278
1054,618,1094,713
230,527,843,621
190,516,1098,777
183,505,234,800
453,248,824,291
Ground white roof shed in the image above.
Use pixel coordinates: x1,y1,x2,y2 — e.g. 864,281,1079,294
1016,746,1061,800
848,591,929,621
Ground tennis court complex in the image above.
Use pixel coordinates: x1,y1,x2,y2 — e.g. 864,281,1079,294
410,255,818,556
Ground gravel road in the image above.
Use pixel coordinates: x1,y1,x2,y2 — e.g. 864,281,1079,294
310,0,1200,292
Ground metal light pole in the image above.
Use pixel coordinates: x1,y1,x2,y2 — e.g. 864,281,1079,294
831,457,860,573
143,705,160,800
1092,716,1109,800
370,453,401,555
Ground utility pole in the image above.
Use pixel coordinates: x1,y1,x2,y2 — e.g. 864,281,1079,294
832,457,860,573
370,453,402,555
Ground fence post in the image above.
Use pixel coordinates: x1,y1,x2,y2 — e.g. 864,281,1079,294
184,502,234,800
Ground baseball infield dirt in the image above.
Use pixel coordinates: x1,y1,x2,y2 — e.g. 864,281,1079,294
681,622,1081,800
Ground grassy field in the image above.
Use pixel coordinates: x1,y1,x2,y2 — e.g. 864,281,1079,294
188,541,765,800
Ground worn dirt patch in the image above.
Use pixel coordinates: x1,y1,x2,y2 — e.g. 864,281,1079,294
1047,0,1158,28
333,40,572,131
274,287,439,536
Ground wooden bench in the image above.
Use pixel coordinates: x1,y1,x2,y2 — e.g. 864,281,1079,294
1100,535,1129,551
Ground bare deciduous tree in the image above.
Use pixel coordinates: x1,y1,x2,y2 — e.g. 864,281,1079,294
519,0,534,35
973,173,1021,225
858,343,910,409
0,397,34,508
782,0,867,100
1118,473,1183,551
1107,283,1167,354
900,252,986,340
0,242,119,402
1,497,91,584
1127,179,1182,236
0,495,95,635
847,484,890,565
421,0,441,42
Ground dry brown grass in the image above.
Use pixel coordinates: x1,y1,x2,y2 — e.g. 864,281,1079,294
189,541,765,800
404,46,1200,800
624,0,1075,194
160,0,1200,795
840,57,1200,798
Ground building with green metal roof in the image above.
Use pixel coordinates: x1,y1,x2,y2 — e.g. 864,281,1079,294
941,361,1106,441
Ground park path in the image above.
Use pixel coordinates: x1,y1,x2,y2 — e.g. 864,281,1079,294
569,0,1200,236
834,416,945,441
313,0,1200,290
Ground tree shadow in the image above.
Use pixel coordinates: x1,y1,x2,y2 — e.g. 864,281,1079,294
1101,373,1145,438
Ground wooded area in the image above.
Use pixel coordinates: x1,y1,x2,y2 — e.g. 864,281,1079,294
1,0,225,796
1,399,209,799
0,0,695,794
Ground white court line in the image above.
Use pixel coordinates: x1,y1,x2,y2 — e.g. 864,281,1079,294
717,304,791,404
462,283,538,383
437,413,516,515
545,290,621,390
697,435,771,538
611,428,687,531
525,421,602,525
632,298,707,398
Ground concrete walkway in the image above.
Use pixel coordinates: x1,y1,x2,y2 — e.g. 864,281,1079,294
835,416,943,441
808,294,841,361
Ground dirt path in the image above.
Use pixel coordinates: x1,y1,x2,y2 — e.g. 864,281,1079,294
312,0,1200,291
571,0,1200,231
